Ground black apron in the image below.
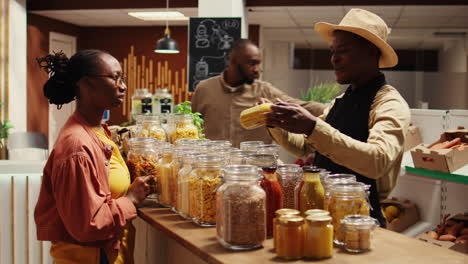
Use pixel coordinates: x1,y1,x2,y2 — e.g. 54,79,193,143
314,74,387,227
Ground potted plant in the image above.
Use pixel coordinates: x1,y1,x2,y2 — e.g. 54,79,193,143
0,102,14,159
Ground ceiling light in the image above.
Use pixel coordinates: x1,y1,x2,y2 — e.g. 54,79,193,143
128,11,188,21
154,0,180,54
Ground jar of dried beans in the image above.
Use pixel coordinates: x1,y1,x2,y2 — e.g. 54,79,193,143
276,164,302,209
216,165,266,250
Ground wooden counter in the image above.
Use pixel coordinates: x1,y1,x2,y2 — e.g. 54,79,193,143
138,202,467,264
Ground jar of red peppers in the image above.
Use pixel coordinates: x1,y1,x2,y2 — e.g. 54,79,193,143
246,154,282,237
126,137,160,197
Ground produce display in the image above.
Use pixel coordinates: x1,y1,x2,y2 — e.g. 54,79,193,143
239,103,273,130
426,214,468,244
428,137,466,150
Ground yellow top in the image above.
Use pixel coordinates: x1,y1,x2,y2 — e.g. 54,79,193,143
50,127,134,264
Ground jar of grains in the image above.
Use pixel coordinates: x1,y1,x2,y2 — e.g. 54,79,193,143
189,155,225,226
216,165,266,250
176,152,198,219
136,115,167,142
157,146,175,207
276,164,302,209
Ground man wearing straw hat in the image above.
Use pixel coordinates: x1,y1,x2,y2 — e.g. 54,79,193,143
264,9,410,225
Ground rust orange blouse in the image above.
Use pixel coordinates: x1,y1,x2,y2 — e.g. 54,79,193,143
34,111,136,250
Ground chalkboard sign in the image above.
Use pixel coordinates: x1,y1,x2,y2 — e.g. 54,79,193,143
188,17,242,92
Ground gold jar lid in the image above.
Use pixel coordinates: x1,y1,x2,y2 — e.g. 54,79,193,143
275,208,300,217
304,209,330,216
278,215,304,226
305,215,332,223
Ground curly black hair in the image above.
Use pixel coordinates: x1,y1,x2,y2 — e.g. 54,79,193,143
36,49,108,109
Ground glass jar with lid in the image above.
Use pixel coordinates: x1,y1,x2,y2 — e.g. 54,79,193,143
276,215,304,260
239,141,264,151
157,146,175,207
245,154,282,237
295,167,325,214
152,88,173,114
256,144,281,159
273,209,300,249
276,164,302,209
216,165,266,250
209,140,232,149
131,88,153,119
126,137,159,195
189,155,225,226
341,215,379,253
228,150,255,165
323,174,356,211
176,152,199,219
328,182,370,245
136,115,167,142
171,114,199,143
304,209,330,217
304,215,334,259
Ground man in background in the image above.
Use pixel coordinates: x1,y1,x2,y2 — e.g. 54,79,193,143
191,39,324,147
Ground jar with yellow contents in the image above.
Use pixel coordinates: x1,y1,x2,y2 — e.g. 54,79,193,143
137,115,167,142
158,146,175,207
189,155,225,226
276,215,304,260
171,114,199,143
273,209,300,250
328,182,370,245
322,174,356,211
304,215,333,259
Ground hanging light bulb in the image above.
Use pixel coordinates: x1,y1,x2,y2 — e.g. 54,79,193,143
154,0,180,54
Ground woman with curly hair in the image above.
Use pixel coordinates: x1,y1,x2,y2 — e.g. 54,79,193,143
34,49,151,264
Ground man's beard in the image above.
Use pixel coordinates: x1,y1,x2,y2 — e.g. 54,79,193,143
238,65,255,85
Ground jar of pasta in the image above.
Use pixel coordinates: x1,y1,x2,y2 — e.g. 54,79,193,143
328,182,370,245
126,137,159,196
177,152,199,219
341,215,379,253
216,165,266,250
304,215,333,259
171,114,199,143
276,215,304,260
136,115,167,142
157,146,175,207
189,155,225,226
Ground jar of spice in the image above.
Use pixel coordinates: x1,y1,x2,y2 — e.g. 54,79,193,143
126,137,159,189
329,182,370,245
246,154,282,237
276,216,304,260
273,209,300,249
341,215,379,253
171,114,199,143
276,164,302,209
304,215,333,259
295,167,325,214
189,155,225,226
216,165,266,250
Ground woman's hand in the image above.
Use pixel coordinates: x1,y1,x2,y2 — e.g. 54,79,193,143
265,99,317,135
125,176,152,206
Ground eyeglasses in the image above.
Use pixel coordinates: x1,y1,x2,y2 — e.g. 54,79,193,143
88,74,127,86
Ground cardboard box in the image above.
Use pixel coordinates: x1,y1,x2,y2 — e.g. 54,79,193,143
417,213,468,254
404,124,423,151
381,197,420,232
410,128,468,173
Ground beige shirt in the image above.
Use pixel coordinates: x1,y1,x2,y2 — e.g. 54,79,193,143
269,85,410,198
191,73,325,147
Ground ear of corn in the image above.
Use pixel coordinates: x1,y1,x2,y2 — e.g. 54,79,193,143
239,103,273,130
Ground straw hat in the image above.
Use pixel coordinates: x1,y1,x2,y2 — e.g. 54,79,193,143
314,8,398,68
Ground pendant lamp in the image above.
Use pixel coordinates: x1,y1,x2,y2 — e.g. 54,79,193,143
154,0,180,54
